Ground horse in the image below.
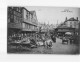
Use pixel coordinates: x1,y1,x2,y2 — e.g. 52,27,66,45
44,39,53,48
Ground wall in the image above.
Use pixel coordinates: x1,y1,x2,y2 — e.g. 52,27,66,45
66,21,78,29
8,7,22,29
22,8,38,32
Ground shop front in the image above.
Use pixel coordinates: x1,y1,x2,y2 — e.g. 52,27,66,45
55,28,75,37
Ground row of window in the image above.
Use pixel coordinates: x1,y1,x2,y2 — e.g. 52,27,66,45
8,14,22,23
23,9,37,25
69,22,78,28
25,12,33,20
8,8,22,23
13,7,22,13
8,7,22,14
14,15,22,23
14,11,22,18
8,7,13,14
8,7,22,18
65,21,78,28
8,14,14,23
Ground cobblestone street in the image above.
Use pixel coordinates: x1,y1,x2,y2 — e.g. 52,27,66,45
28,38,79,54
8,38,79,54
30,43,79,54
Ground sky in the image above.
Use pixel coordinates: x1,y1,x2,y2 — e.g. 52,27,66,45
26,6,80,25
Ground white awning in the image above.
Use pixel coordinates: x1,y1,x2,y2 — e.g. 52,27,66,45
65,32,72,35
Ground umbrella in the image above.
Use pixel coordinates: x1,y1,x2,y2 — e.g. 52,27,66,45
65,32,72,35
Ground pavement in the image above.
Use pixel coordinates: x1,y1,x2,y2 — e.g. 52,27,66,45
8,38,79,54
29,38,79,54
31,44,79,54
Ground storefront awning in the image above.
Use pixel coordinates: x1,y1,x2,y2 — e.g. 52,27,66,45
65,32,72,35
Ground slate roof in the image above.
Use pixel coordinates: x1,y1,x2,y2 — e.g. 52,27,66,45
66,17,78,21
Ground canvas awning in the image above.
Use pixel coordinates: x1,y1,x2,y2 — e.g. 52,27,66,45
65,32,72,35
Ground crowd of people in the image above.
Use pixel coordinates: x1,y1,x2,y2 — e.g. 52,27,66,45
8,30,79,49
8,33,35,43
8,31,57,49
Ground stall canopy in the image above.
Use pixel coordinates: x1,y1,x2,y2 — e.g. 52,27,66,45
65,32,72,35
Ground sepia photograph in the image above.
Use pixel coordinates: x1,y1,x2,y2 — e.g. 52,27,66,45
7,6,80,54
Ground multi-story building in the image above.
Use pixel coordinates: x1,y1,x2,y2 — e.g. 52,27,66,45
21,8,38,32
64,17,79,29
21,7,38,39
55,17,79,36
8,7,23,36
8,7,38,37
21,7,38,36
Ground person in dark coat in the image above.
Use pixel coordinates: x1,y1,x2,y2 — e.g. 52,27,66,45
51,35,56,43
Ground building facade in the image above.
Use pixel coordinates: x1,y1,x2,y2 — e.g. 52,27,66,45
64,17,79,29
55,17,79,36
8,7,23,36
21,7,38,32
8,7,38,37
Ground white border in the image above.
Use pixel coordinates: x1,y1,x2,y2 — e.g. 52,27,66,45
0,0,80,62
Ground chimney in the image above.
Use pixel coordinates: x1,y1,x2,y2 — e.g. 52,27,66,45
77,17,78,21
65,17,67,21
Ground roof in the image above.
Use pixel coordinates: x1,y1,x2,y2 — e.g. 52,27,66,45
66,17,78,21
30,11,35,14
